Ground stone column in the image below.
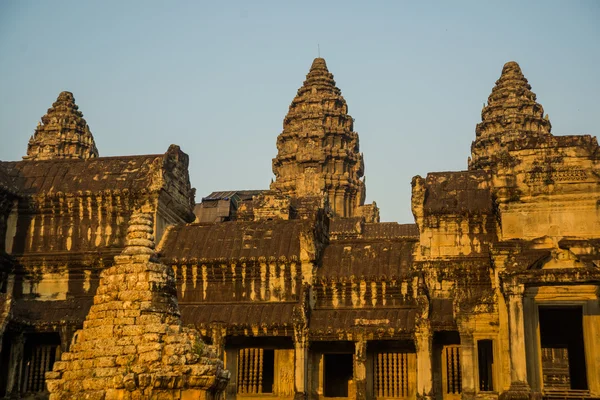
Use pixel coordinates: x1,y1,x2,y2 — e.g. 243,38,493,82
354,336,367,400
294,332,308,400
415,326,433,400
212,324,226,359
6,333,24,395
501,283,530,400
584,298,600,396
459,330,476,400
59,325,76,353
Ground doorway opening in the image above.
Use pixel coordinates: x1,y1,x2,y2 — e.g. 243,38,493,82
432,331,461,400
324,353,353,397
477,339,494,392
538,306,587,390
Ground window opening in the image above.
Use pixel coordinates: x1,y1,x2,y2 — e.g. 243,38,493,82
375,352,410,398
21,334,60,394
237,348,275,394
443,345,462,395
539,306,587,390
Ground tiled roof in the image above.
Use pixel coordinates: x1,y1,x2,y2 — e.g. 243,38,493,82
160,219,310,263
320,239,416,278
0,154,164,195
12,297,93,326
202,190,266,201
180,302,297,328
310,308,416,331
363,223,419,239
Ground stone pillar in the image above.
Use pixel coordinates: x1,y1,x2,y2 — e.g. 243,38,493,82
501,283,530,400
415,327,433,400
584,298,600,396
354,336,367,400
6,333,24,395
59,325,76,353
459,330,476,400
294,332,308,400
212,325,226,359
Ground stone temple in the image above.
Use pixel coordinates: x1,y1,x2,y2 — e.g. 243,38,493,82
0,59,599,400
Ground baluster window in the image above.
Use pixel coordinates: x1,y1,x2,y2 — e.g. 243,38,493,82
237,348,274,394
375,352,410,398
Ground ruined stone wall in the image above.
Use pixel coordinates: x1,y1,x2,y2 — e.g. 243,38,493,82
411,171,499,260
45,212,229,400
490,136,600,240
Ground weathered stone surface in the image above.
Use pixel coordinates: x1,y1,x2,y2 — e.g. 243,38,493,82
1,60,599,400
45,212,229,399
271,58,376,219
24,91,99,161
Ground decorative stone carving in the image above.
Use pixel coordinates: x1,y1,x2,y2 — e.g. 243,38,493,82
271,58,368,218
45,212,229,399
24,91,99,161
470,61,551,171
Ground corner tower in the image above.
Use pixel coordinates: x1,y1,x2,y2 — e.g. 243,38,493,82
271,58,366,218
469,61,551,171
23,91,99,161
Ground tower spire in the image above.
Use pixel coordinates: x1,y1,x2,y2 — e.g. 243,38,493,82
469,61,551,170
23,91,99,161
271,58,365,217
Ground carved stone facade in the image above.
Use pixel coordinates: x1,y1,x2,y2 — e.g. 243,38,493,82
45,212,229,399
24,92,99,161
271,58,376,219
0,59,599,400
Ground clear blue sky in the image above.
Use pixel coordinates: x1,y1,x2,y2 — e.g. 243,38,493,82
1,1,598,222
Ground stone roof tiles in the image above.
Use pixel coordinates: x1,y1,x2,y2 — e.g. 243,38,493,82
202,190,266,201
309,308,416,332
0,164,18,195
159,219,310,263
12,297,93,326
180,302,297,329
1,153,164,196
363,223,419,239
320,238,416,278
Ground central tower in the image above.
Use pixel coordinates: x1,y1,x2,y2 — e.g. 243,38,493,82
271,58,366,218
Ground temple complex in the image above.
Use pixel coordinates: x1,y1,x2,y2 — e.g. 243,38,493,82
0,59,599,400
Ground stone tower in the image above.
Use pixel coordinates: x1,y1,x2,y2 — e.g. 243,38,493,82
469,61,552,171
271,58,367,218
23,91,99,161
45,212,229,399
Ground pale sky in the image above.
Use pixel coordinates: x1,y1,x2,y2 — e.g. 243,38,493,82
1,1,598,222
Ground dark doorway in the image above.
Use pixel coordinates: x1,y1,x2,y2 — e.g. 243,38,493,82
477,340,494,391
539,306,587,390
261,349,275,393
324,353,353,397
